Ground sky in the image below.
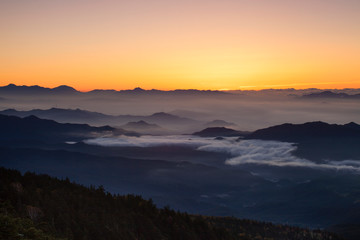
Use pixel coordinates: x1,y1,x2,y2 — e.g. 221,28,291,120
1,0,359,91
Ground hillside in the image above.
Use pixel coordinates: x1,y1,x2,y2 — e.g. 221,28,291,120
0,108,110,123
193,127,249,137
0,114,114,143
245,122,360,161
0,167,342,240
0,84,228,96
246,121,360,142
121,120,167,134
204,120,237,128
0,108,200,130
302,91,360,99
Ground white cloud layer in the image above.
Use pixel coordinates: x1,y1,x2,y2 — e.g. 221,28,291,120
85,135,215,148
85,136,360,172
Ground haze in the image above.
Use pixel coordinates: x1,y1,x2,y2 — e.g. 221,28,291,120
1,86,360,131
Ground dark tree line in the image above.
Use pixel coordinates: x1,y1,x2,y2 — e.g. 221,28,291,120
0,167,343,240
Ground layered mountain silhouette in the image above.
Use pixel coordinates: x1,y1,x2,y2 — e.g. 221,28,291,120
0,108,200,129
143,112,198,126
204,120,237,128
0,114,114,143
1,113,360,238
246,121,360,142
0,84,229,96
121,120,167,135
0,84,78,95
193,127,249,137
0,108,110,123
246,121,360,162
302,91,360,99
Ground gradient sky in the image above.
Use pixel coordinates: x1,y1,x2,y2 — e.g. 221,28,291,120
1,0,359,91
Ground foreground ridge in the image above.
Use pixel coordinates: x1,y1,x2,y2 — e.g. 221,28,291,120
0,167,342,240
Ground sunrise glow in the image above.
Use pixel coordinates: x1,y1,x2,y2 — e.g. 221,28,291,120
1,0,359,91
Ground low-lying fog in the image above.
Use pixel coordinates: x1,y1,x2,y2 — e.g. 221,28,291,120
1,89,360,130
85,135,360,172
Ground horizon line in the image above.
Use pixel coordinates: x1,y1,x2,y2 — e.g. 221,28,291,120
2,83,360,93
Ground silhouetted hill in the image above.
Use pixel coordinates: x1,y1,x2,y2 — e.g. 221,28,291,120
116,88,229,96
52,85,77,93
121,120,167,135
145,112,198,125
193,127,249,137
344,122,360,131
0,114,114,143
246,121,360,162
0,84,78,95
302,91,360,99
0,167,342,240
0,84,229,96
0,108,200,129
122,120,161,130
123,120,160,129
247,121,360,142
204,120,237,128
0,108,110,122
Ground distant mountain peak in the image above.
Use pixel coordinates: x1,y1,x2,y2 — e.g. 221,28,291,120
344,122,360,130
133,87,145,92
302,91,357,99
0,83,78,94
121,120,165,134
345,121,359,126
205,119,237,128
247,121,360,142
53,85,77,92
0,114,114,142
193,127,249,137
24,115,41,120
123,120,160,127
151,112,172,117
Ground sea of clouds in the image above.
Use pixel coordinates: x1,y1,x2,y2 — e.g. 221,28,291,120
85,135,360,172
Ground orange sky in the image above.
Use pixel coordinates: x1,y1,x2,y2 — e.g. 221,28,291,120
1,0,359,91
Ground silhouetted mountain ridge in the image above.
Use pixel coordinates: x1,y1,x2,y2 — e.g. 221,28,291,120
0,107,109,120
302,91,360,99
120,120,167,134
0,84,229,96
205,120,237,128
247,121,360,142
0,84,78,95
0,108,200,130
0,114,114,142
193,127,249,137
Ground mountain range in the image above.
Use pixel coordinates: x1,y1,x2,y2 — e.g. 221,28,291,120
0,108,200,130
193,127,249,137
246,121,360,162
1,114,360,239
0,114,114,143
0,84,228,96
302,91,360,99
246,121,360,142
120,120,167,135
204,120,237,128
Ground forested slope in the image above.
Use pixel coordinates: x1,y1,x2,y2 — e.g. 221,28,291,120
0,167,343,240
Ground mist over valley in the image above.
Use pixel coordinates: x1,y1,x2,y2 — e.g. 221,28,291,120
1,85,360,239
